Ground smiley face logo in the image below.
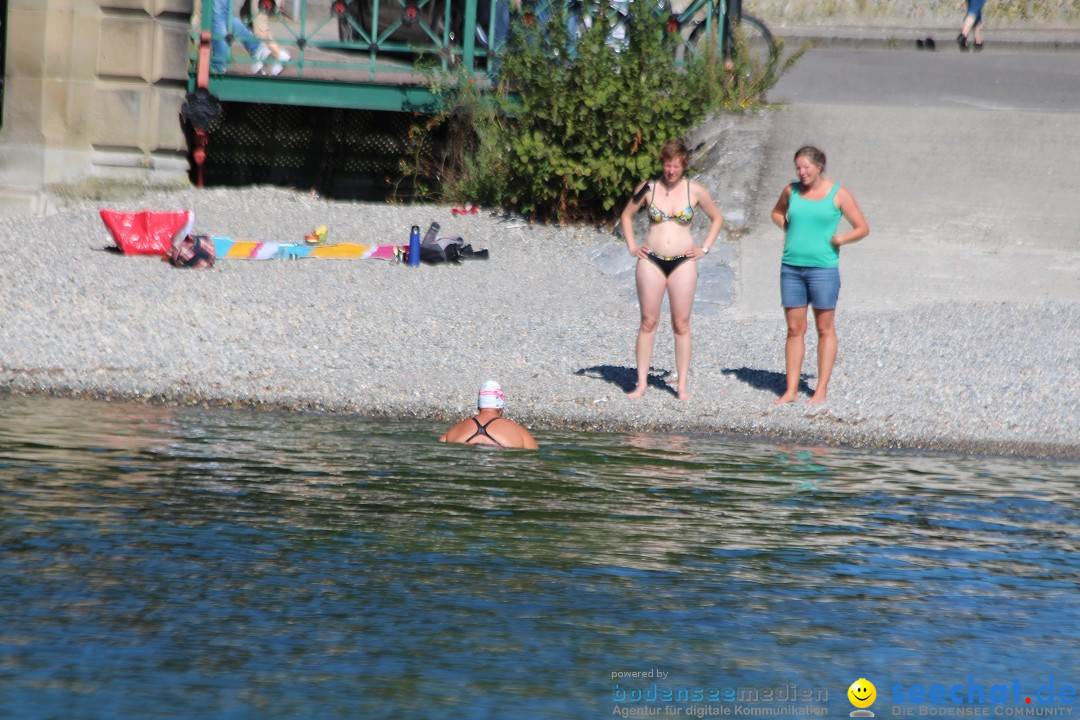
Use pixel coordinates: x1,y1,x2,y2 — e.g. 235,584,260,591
848,678,877,716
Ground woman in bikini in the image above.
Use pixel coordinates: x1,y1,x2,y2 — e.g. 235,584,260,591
620,140,724,401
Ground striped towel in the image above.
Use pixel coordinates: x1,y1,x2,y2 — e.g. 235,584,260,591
212,238,403,261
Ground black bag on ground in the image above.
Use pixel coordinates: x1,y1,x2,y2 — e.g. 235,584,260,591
418,237,489,264
420,237,463,264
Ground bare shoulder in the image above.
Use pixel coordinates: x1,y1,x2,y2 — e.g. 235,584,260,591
441,418,475,443
497,418,539,450
690,181,719,207
835,184,859,206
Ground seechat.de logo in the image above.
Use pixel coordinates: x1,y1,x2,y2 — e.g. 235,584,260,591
850,679,878,717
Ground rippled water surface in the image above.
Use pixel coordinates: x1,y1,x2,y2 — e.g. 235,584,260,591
1,396,1077,719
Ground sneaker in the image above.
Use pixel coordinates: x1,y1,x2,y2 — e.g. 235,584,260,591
270,51,290,76
956,33,968,51
251,44,271,74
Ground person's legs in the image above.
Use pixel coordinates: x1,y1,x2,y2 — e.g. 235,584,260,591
493,0,510,51
252,5,290,74
212,0,265,69
961,13,977,37
666,260,698,401
810,308,837,403
628,259,667,399
777,264,809,403
210,0,231,71
777,306,807,404
228,14,263,57
803,266,840,402
488,0,510,75
958,0,984,48
251,8,282,55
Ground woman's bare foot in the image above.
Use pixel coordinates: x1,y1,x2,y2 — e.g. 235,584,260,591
808,392,827,404
626,385,647,399
677,388,692,401
774,392,799,404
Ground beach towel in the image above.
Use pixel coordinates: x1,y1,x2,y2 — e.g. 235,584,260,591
211,238,402,260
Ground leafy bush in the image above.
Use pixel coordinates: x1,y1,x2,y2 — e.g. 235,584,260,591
405,5,805,222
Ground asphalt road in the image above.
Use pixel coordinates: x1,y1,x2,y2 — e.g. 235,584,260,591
770,47,1080,112
732,46,1080,316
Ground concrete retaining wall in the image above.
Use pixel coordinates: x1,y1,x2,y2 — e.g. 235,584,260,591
745,0,1080,27
1,0,193,215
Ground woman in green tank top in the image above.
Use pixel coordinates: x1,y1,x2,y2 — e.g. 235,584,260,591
769,146,869,405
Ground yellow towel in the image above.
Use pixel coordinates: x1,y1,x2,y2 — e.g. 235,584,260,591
308,244,372,259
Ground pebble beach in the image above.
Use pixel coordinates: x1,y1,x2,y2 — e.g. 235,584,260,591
1,109,1077,460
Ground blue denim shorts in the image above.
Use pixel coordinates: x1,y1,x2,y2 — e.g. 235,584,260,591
780,264,841,309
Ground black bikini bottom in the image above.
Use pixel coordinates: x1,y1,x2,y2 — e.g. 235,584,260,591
645,252,692,278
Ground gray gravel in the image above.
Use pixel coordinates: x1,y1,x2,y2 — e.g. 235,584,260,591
1,111,1077,459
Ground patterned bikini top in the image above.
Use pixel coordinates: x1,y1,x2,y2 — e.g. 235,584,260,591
647,180,694,225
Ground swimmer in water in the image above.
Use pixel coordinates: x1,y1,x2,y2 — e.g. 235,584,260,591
440,380,539,449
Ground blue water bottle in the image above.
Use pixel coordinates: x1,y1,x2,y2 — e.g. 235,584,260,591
408,225,421,267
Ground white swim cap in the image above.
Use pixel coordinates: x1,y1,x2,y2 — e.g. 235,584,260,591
477,380,506,409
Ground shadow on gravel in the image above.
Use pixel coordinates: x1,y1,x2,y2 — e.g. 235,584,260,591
576,365,677,397
722,367,813,399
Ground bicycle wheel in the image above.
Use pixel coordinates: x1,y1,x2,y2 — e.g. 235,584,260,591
732,13,776,71
687,11,774,67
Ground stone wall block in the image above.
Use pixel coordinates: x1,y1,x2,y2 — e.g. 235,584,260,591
98,16,154,81
0,144,46,188
151,87,190,151
153,19,195,82
0,76,46,145
98,0,154,12
91,84,152,150
41,79,99,145
5,10,49,80
43,9,77,79
8,0,50,10
155,0,195,14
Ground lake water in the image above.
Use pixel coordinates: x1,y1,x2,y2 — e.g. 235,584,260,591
1,395,1077,720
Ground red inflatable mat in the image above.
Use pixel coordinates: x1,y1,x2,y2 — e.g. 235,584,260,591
100,209,194,256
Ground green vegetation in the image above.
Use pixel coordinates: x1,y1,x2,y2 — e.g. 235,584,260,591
403,8,804,222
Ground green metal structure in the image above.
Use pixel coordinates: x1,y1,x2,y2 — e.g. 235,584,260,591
182,0,734,193
189,0,499,111
187,0,729,113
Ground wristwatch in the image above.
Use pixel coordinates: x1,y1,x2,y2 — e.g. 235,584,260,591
702,246,711,254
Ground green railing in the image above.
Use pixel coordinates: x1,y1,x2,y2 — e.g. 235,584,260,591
187,0,728,112
189,0,499,111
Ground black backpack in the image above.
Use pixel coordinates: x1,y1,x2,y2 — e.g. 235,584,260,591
419,236,489,264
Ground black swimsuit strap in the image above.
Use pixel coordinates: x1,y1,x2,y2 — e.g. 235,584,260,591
466,417,504,447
